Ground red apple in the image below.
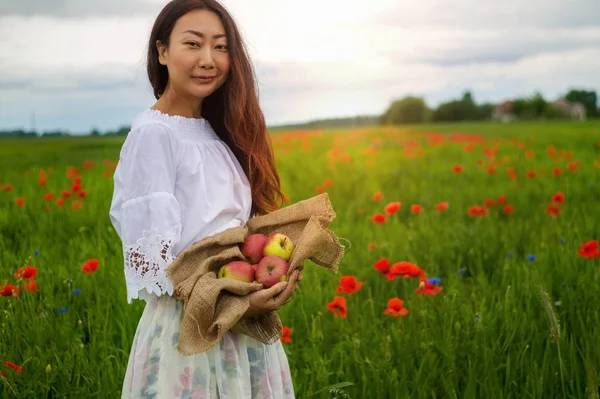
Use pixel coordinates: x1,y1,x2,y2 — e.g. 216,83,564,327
255,255,290,288
241,233,269,264
263,233,294,261
217,260,255,283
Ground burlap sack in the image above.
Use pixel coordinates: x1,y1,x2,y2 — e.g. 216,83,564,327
165,193,345,356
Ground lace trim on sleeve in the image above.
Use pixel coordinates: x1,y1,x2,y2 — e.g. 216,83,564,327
123,224,182,304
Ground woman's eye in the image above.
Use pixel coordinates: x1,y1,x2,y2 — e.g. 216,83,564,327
217,45,228,51
186,42,198,47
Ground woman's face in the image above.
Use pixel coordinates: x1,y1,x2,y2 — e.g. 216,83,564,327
157,9,230,101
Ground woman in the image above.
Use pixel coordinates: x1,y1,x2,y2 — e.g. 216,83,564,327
108,0,301,397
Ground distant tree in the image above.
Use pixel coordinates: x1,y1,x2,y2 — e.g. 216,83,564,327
529,91,548,118
477,102,494,120
432,91,479,122
564,89,597,117
91,128,101,136
381,96,430,125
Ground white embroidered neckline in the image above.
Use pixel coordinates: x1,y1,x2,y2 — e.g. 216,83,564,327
145,108,210,127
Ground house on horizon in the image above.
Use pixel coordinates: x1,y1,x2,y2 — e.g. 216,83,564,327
491,100,516,122
491,98,587,122
551,99,586,121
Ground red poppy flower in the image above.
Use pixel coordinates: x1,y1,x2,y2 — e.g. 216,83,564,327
281,326,292,343
1,284,19,297
389,262,425,279
506,167,516,180
552,191,565,204
411,204,423,214
383,298,409,317
484,198,495,207
416,278,443,296
497,195,507,204
336,276,364,295
384,201,401,215
435,202,449,211
326,296,347,318
371,213,386,224
44,192,54,201
566,161,579,172
526,170,536,179
577,240,600,259
2,361,22,374
323,179,333,187
374,258,391,274
453,165,463,173
525,150,535,158
23,280,38,293
546,203,561,216
368,242,377,252
468,206,488,216
503,204,514,215
372,192,383,201
14,266,37,280
81,259,99,274
486,166,497,175
15,197,26,207
552,167,562,177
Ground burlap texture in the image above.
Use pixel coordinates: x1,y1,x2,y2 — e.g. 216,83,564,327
165,193,345,356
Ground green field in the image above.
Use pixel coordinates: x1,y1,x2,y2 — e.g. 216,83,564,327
1,121,599,398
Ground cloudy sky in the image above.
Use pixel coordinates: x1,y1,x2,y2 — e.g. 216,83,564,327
1,0,599,134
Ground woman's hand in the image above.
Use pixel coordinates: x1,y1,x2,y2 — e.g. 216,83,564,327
243,269,303,319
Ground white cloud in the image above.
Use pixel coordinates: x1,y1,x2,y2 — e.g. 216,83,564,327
0,0,599,132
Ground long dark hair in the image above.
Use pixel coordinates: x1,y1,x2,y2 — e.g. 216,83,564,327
147,0,284,217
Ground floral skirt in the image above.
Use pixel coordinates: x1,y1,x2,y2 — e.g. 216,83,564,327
122,294,295,398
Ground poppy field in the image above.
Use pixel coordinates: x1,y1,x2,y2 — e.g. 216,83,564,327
1,121,599,398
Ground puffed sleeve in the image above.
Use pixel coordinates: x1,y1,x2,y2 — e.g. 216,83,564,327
108,122,182,304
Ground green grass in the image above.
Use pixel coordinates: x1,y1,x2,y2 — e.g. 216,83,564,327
1,121,599,398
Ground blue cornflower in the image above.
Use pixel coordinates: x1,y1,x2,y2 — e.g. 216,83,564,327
34,251,40,256
72,289,82,295
458,268,466,275
58,307,68,313
527,254,536,261
507,252,515,258
559,238,565,244
428,277,441,285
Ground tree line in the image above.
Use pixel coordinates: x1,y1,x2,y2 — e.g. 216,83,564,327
381,88,598,125
0,88,597,138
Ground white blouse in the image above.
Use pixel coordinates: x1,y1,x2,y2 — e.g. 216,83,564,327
109,108,253,304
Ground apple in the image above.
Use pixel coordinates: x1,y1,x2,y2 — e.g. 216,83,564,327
241,233,268,264
217,260,255,283
263,233,294,261
255,256,290,288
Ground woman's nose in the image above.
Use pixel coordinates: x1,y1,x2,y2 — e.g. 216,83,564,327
197,48,215,68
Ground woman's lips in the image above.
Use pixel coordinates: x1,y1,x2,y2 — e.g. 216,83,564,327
192,76,215,84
